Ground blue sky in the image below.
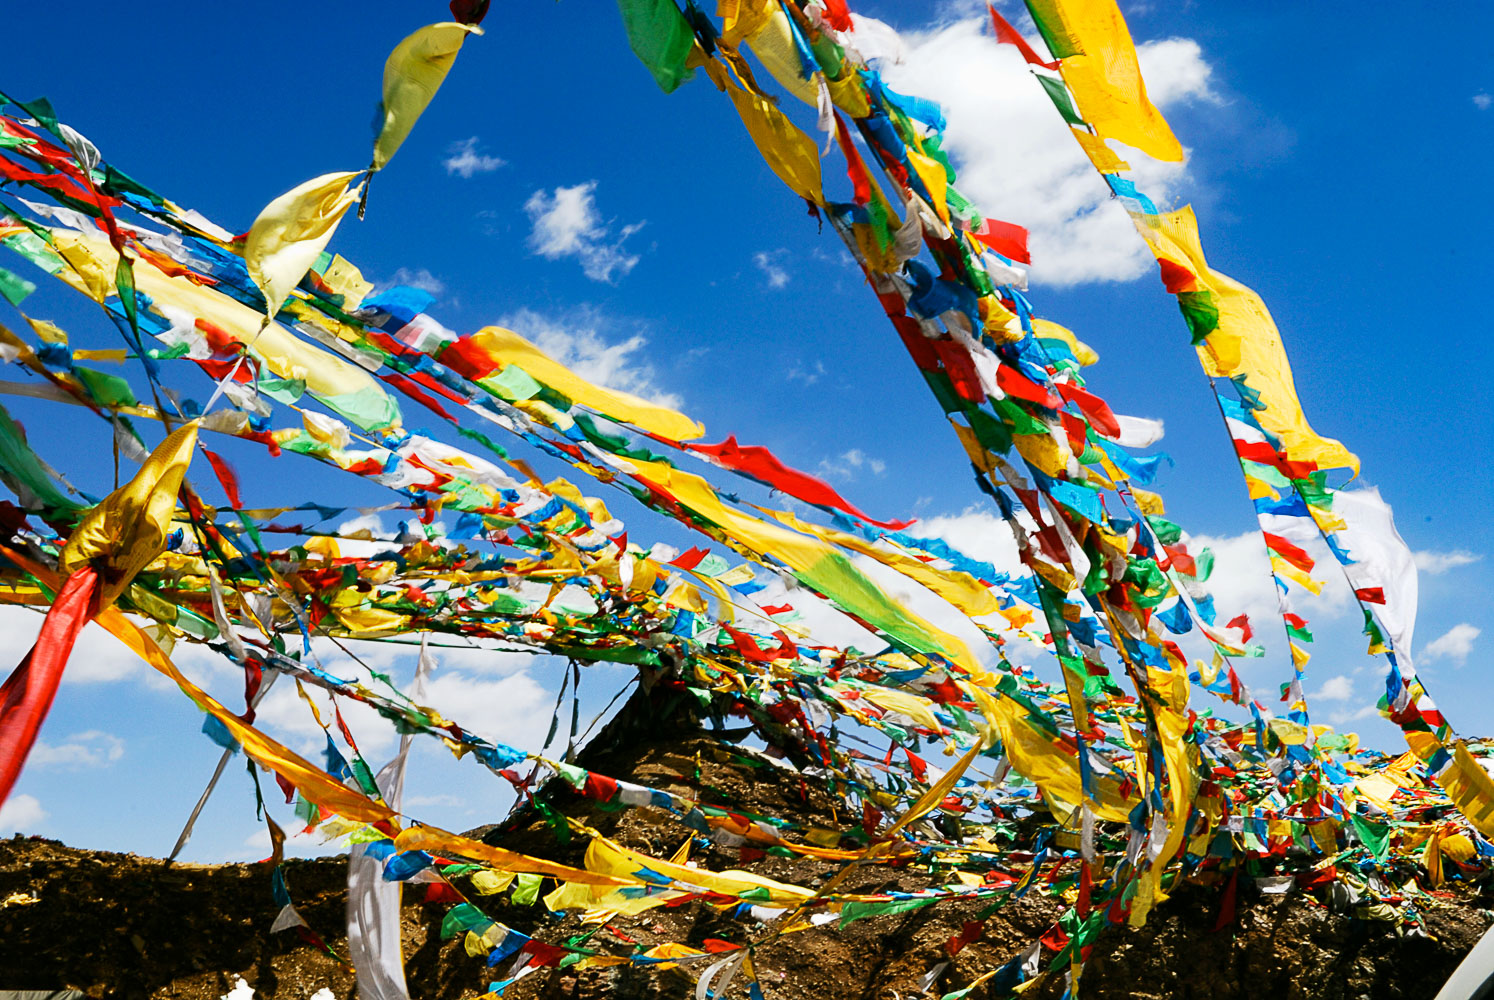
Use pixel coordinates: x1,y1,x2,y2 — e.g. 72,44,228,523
0,0,1489,860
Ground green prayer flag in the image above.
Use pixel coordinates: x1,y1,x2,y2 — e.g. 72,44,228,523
1146,515,1183,546
440,902,491,939
0,266,36,306
1,230,64,274
484,364,543,402
257,377,306,405
114,256,138,334
1193,547,1215,582
321,384,401,433
840,895,938,926
73,367,138,408
511,872,544,906
1177,290,1220,343
1023,0,1085,58
1035,74,1086,126
616,0,696,94
0,402,79,511
1293,472,1334,509
1351,815,1390,860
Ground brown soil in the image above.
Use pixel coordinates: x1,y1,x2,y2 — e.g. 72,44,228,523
2,691,1490,999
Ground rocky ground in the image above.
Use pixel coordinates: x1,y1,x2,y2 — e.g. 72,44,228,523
2,699,1490,999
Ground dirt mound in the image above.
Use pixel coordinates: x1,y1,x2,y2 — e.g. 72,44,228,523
2,709,1490,999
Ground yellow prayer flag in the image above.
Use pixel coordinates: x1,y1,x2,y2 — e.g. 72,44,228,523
706,60,824,206
1031,0,1184,161
1070,127,1130,173
372,23,479,171
466,326,704,441
1032,318,1099,367
244,171,362,320
1134,206,1359,474
60,421,198,607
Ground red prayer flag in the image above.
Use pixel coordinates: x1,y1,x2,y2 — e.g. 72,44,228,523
1059,411,1088,457
202,447,242,509
423,880,465,904
520,939,568,967
379,372,457,422
931,338,986,403
1162,544,1196,577
821,0,852,31
833,112,873,205
1056,381,1121,438
0,565,97,807
583,772,618,802
668,546,710,571
1156,257,1199,294
720,624,797,662
1354,587,1386,605
972,218,1032,264
685,435,913,529
987,5,1060,70
1263,532,1315,574
1211,868,1239,931
996,364,1061,408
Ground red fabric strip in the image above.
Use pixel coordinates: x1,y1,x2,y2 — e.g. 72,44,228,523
0,565,98,807
1263,532,1315,573
821,0,852,31
202,447,243,509
684,435,913,530
997,364,1061,409
1056,382,1120,438
833,112,872,205
987,5,1060,70
667,546,710,570
972,218,1032,264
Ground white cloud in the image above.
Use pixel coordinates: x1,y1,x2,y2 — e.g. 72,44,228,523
405,793,464,808
1424,623,1480,665
420,668,552,747
523,181,643,283
443,136,505,178
1413,549,1481,575
1136,38,1220,106
382,267,445,296
914,507,1022,574
1324,704,1379,728
753,249,791,289
787,360,827,385
0,793,45,832
1173,530,1276,627
1183,526,1354,635
328,513,398,560
498,306,681,408
818,449,886,480
0,605,156,686
30,730,125,768
247,637,556,762
1475,93,1492,111
1310,674,1353,701
879,18,1218,285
